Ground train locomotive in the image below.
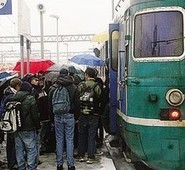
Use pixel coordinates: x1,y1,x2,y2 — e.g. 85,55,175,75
104,0,185,169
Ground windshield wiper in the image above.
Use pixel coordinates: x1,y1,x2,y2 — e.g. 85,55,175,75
151,37,184,44
152,25,158,55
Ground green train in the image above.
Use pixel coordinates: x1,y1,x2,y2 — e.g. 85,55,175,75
106,0,185,169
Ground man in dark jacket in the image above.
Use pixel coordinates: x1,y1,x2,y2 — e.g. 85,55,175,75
29,74,50,155
12,81,40,170
77,67,102,164
94,69,104,149
48,73,80,170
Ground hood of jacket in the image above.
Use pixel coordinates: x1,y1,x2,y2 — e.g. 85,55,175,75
56,75,73,87
3,86,17,95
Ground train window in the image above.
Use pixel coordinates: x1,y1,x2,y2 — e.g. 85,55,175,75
134,11,183,58
111,31,119,71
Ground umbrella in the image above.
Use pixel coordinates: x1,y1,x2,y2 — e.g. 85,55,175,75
91,30,119,43
70,54,104,66
91,31,109,43
0,72,10,80
47,64,77,74
0,71,18,83
44,71,59,82
13,59,55,75
45,64,84,81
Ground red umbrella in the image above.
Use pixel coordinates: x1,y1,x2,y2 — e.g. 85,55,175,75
13,59,55,75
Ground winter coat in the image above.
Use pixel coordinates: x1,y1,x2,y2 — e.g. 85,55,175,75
10,91,40,131
48,75,80,122
31,85,50,122
77,78,102,115
77,78,102,97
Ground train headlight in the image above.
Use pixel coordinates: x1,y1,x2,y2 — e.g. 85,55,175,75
166,89,184,106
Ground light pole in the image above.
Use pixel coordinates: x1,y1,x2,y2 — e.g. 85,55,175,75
50,15,59,63
37,4,45,59
112,0,114,20
63,43,69,64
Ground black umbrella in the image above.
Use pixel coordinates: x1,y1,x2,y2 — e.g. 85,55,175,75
44,71,59,82
45,64,84,81
46,64,63,72
46,64,77,73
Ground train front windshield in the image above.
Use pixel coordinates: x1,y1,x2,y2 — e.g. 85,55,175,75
134,11,183,58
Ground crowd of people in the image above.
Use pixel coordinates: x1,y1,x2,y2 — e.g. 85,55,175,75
0,67,110,170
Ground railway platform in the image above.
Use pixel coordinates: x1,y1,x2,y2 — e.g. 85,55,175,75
0,134,154,170
0,135,117,170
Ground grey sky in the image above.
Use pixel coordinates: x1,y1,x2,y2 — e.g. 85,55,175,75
0,0,112,63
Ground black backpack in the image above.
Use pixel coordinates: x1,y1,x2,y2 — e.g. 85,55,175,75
80,82,100,115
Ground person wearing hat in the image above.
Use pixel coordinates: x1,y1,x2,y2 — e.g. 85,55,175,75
28,74,51,159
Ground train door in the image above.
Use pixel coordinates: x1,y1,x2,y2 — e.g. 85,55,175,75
117,23,127,115
118,13,130,116
109,23,119,134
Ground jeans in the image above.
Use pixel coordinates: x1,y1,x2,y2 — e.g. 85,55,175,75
54,113,75,167
14,130,38,170
78,114,99,158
